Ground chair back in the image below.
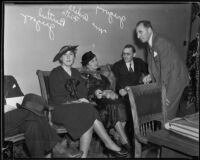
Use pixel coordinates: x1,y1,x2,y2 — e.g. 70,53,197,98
126,83,167,157
36,70,68,134
36,70,51,103
127,83,167,136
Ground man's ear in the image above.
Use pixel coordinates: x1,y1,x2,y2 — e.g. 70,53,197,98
121,52,124,59
147,27,152,34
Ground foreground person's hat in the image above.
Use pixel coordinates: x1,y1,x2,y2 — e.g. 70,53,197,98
16,93,46,116
53,45,79,62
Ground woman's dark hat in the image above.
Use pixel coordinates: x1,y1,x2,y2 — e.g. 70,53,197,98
16,93,47,116
53,45,79,62
81,51,96,66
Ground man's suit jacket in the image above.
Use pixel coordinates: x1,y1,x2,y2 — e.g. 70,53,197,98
112,58,148,92
148,33,189,118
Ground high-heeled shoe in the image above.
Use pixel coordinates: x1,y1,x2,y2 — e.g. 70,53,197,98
123,143,131,153
123,143,135,158
104,147,128,158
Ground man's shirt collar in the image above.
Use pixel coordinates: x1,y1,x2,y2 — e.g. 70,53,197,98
125,60,134,71
148,33,153,47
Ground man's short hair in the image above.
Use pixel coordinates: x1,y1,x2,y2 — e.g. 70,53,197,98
136,20,153,29
122,44,136,53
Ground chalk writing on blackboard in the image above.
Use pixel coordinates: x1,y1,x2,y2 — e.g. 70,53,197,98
38,8,65,26
20,13,56,40
92,22,107,34
68,5,89,22
96,5,126,29
20,5,126,40
61,10,80,22
61,5,89,23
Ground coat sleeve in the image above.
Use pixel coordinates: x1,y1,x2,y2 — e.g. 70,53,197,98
154,38,174,100
136,58,149,81
111,62,122,92
141,59,149,75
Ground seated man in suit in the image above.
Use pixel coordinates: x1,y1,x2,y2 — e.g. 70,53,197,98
4,75,83,158
111,44,148,154
112,44,148,97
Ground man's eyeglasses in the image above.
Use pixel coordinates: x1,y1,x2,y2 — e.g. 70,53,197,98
122,52,133,56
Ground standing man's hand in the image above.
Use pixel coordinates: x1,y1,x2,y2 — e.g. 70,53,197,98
95,89,103,99
165,98,170,106
119,88,127,96
142,74,152,84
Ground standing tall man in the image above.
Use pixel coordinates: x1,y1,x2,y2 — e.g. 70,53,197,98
136,20,189,120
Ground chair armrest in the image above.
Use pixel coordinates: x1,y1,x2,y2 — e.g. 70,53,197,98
135,132,148,144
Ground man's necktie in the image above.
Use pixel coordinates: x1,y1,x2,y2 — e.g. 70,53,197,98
129,63,134,72
148,45,153,54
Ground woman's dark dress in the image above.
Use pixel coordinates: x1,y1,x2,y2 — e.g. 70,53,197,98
81,71,128,129
49,66,100,140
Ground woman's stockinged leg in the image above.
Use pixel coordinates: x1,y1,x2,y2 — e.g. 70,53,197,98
93,119,121,151
115,121,129,145
80,125,93,158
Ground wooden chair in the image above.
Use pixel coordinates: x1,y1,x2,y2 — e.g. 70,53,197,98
3,134,26,159
4,134,25,143
126,83,167,158
36,70,67,134
36,69,104,154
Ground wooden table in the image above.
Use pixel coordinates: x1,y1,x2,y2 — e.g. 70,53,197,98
147,129,199,158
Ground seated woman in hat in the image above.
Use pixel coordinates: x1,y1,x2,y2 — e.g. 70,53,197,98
81,51,131,152
49,45,128,158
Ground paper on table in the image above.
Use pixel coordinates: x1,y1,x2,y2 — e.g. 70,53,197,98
165,122,199,139
4,104,17,113
165,125,199,141
5,96,24,113
164,112,199,141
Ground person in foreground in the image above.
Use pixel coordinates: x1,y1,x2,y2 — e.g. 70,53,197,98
135,20,189,120
49,45,128,158
4,93,83,158
81,51,132,154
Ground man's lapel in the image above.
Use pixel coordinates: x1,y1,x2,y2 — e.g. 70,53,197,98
150,33,161,83
151,32,158,49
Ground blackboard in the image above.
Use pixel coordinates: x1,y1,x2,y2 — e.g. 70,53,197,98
4,3,191,94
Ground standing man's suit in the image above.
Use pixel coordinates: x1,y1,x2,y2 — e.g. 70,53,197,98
148,33,189,119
